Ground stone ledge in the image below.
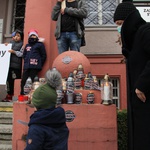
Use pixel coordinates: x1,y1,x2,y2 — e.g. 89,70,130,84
0,112,13,118
0,118,12,124
0,102,13,107
0,125,12,134
0,134,12,140
0,144,12,150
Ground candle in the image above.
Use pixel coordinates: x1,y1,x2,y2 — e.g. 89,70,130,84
103,84,110,100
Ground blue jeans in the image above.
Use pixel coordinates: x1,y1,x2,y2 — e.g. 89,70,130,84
57,32,81,54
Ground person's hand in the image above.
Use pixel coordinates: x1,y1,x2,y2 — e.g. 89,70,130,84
4,43,9,46
135,88,146,102
61,8,65,14
8,49,15,54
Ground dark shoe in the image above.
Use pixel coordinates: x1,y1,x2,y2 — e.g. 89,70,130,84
2,94,13,102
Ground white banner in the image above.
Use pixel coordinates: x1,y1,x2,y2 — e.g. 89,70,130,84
0,44,12,85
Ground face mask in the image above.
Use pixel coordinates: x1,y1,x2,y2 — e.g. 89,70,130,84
117,25,122,34
28,37,38,45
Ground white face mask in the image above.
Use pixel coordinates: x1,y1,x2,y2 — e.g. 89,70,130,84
117,25,122,34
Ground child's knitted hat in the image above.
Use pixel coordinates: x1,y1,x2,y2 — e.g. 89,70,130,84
28,69,62,110
31,83,57,110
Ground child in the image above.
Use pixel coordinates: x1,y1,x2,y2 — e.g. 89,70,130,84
20,29,47,95
2,30,24,102
25,69,69,150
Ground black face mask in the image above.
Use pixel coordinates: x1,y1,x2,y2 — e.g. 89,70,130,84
28,38,38,45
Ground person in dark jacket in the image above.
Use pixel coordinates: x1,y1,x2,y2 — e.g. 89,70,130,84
2,29,24,102
51,0,87,54
114,1,150,150
20,29,47,95
25,69,69,150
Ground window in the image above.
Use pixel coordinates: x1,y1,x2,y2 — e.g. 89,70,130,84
111,78,120,108
98,77,120,108
85,0,119,26
12,0,26,31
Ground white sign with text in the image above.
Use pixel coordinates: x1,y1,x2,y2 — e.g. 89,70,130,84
136,7,150,22
0,44,12,85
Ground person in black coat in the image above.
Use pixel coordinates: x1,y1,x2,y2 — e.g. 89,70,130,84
20,29,47,95
25,69,69,150
114,1,150,150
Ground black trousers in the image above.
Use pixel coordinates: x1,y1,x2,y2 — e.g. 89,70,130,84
7,68,21,95
20,69,40,95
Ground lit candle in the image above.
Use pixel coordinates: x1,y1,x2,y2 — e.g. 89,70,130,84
103,82,110,100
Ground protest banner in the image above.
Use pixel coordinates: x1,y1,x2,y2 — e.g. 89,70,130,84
0,44,12,85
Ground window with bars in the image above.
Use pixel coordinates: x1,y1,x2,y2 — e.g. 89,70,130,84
11,0,119,31
12,0,26,31
85,0,119,26
98,77,120,108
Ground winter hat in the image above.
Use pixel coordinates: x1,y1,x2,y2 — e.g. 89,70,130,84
114,1,137,22
11,31,16,37
15,29,24,40
28,29,39,38
31,83,57,110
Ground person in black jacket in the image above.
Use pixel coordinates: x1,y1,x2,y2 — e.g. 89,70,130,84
20,29,47,95
25,69,69,150
2,30,24,102
114,1,150,150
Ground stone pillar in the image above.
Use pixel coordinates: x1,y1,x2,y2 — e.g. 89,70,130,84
24,0,58,77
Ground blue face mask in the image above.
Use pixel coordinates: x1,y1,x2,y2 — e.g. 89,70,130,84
117,25,122,33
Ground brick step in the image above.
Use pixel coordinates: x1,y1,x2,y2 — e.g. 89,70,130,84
0,102,13,112
0,112,13,124
0,140,12,150
0,144,12,150
0,133,12,140
0,125,12,134
0,102,13,150
0,140,12,145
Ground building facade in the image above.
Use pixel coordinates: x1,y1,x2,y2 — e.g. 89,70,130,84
0,0,149,109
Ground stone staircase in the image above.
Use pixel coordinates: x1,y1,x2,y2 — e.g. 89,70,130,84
0,102,13,150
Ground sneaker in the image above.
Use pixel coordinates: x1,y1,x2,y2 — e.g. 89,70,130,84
2,94,13,102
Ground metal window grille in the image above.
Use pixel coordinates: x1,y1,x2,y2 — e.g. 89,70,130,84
98,77,120,108
12,0,26,31
111,78,120,108
85,0,119,26
12,0,119,30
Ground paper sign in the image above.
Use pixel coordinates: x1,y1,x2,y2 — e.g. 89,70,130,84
136,6,150,22
61,0,66,9
0,44,12,85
